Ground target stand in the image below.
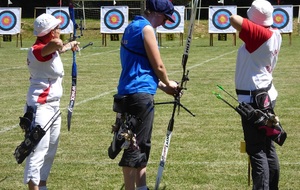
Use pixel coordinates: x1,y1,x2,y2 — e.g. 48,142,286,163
208,6,237,47
272,6,293,45
209,33,236,46
157,33,184,47
156,6,184,47
0,8,23,48
282,33,292,45
101,33,122,46
0,23,23,48
100,6,128,47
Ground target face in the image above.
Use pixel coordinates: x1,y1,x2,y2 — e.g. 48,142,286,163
272,8,289,29
104,9,124,30
51,10,70,30
0,10,17,31
212,9,232,30
162,10,180,30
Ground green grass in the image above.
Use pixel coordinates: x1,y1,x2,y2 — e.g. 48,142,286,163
0,18,300,189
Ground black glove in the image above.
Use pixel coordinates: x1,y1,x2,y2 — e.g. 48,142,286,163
235,102,267,127
235,102,255,119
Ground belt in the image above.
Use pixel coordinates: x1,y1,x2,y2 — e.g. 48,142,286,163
236,82,272,96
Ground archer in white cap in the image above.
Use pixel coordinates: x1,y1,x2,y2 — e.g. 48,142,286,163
21,13,80,190
230,0,282,189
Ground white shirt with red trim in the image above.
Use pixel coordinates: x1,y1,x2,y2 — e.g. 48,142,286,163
235,18,282,103
26,41,64,106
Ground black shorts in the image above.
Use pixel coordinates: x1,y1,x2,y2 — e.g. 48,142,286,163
118,93,154,168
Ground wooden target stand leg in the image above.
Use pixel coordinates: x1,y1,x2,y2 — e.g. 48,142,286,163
102,33,107,47
158,33,162,46
16,33,23,47
240,141,251,186
279,33,292,46
288,33,292,46
16,22,24,47
180,33,183,46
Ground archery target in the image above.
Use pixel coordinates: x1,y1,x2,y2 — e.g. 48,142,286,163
272,5,293,33
162,9,180,30
46,7,73,34
212,9,231,30
209,6,237,33
0,11,16,31
157,6,184,33
51,10,70,30
104,9,124,30
0,8,21,34
101,6,128,33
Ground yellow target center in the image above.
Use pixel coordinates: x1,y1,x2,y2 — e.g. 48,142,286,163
275,16,282,22
3,18,9,24
220,16,226,23
111,16,117,23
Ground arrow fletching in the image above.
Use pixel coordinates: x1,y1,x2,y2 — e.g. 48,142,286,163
212,91,222,99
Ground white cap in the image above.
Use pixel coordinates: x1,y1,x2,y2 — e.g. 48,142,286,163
34,13,61,37
247,0,274,27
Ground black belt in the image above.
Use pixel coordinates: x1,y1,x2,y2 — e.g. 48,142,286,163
236,82,272,96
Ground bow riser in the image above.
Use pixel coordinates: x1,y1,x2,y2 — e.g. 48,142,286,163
67,2,77,131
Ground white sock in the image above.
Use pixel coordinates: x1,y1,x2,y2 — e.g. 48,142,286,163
136,185,148,190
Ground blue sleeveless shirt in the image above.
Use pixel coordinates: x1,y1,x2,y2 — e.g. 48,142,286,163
117,16,159,95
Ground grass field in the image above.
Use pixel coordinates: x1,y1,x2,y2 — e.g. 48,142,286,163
0,18,300,190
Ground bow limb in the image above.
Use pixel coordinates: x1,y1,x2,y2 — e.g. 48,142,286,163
177,0,199,114
67,1,77,131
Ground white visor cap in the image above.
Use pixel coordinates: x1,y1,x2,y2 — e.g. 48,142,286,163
247,0,274,27
34,13,61,37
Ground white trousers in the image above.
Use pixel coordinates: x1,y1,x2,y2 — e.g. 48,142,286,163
23,104,61,185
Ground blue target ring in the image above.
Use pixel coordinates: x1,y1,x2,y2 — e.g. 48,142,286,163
104,9,124,30
52,10,70,30
272,8,289,29
163,10,180,30
212,9,232,30
0,10,17,31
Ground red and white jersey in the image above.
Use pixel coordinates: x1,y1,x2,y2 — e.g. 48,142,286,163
26,40,64,106
235,18,282,103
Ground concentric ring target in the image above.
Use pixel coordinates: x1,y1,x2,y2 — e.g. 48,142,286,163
0,10,17,31
163,10,180,30
272,8,289,29
52,10,70,30
104,9,124,30
212,9,232,30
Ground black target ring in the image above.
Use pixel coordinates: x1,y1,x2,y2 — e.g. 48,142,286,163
0,10,17,31
52,10,70,30
163,10,180,30
212,9,232,30
272,8,289,29
104,9,124,30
